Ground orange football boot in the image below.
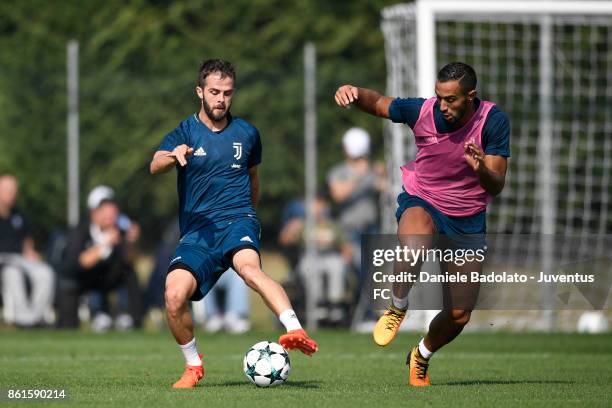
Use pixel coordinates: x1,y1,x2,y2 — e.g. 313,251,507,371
407,346,430,386
172,354,204,388
278,329,318,356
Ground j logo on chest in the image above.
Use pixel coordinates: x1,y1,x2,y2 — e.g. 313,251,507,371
230,142,244,169
233,142,242,160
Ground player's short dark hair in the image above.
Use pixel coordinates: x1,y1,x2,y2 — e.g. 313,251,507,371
437,62,477,95
198,59,236,88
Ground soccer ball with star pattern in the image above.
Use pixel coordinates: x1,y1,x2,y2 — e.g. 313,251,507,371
243,341,291,387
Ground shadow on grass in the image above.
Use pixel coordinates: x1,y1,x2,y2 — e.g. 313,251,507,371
210,380,322,389
441,380,573,386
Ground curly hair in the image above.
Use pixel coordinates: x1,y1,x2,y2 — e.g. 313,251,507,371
198,59,236,88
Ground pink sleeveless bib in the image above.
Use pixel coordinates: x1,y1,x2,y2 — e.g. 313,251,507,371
401,97,494,217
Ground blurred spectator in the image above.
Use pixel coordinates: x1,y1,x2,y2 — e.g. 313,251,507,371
144,220,179,328
278,199,306,272
278,198,307,320
327,128,385,303
283,196,352,326
203,268,250,334
87,186,142,331
0,173,54,327
55,186,143,330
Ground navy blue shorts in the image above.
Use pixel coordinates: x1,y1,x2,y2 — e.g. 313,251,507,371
395,191,486,250
168,216,261,301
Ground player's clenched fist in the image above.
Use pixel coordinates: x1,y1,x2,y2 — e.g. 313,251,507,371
170,144,194,167
335,85,359,108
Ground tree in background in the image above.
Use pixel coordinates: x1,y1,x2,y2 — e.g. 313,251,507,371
0,0,396,246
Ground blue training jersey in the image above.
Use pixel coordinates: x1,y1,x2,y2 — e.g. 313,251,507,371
388,98,511,157
158,113,262,236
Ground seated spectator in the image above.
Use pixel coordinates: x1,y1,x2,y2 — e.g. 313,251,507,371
0,173,54,327
55,186,143,330
277,199,307,318
285,196,352,326
86,186,142,331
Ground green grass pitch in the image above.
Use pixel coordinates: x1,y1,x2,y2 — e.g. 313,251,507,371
1,330,610,407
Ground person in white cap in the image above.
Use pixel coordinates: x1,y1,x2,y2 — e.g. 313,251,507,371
327,127,386,325
87,185,115,211
55,185,143,330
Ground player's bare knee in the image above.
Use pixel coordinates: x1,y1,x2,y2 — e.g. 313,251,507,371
243,269,264,290
238,264,265,290
164,286,187,315
416,212,434,232
399,207,435,237
451,309,471,326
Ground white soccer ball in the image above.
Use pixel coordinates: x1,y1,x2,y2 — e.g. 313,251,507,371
243,341,291,387
576,311,609,333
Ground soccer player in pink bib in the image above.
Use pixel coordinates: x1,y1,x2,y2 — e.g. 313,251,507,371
335,62,509,386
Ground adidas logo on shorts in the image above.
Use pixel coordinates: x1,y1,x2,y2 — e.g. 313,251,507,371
240,236,253,243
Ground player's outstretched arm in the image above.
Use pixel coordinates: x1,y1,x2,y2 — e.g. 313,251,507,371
150,144,193,175
334,85,394,118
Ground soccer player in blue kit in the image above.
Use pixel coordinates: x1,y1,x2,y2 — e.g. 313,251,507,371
150,59,318,388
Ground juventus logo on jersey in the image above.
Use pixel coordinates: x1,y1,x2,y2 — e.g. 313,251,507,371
233,142,242,160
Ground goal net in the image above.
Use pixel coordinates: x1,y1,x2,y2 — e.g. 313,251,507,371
380,1,612,330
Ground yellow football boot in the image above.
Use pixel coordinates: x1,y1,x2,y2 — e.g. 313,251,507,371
373,305,406,346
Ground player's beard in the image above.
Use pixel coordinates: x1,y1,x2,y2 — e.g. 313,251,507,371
203,99,230,122
443,102,467,125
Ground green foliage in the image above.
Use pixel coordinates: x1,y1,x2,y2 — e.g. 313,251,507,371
0,0,397,245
